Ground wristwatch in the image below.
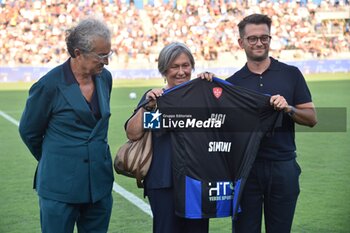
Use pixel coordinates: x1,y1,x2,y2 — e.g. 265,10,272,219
287,106,296,117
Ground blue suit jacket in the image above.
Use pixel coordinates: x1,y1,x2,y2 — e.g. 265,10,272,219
19,61,114,203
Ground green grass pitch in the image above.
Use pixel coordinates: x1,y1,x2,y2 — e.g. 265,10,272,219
0,72,349,232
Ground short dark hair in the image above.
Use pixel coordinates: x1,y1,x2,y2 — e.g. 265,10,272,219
238,14,272,38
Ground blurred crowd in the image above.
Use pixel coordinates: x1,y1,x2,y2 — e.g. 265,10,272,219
1,0,350,67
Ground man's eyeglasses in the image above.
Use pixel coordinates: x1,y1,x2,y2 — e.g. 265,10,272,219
89,51,114,61
244,35,271,45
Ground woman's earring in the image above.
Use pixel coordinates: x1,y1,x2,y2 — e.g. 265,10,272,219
164,78,167,83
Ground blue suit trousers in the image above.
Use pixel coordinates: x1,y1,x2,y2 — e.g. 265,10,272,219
39,194,113,233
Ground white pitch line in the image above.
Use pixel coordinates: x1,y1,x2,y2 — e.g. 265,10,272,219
0,109,152,217
0,110,19,127
113,183,152,216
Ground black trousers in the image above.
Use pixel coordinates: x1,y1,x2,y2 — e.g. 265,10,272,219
233,159,301,233
147,187,209,233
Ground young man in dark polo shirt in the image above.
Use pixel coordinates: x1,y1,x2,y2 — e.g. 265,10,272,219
226,14,317,233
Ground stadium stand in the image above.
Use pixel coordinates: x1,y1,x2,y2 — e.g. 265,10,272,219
1,0,349,71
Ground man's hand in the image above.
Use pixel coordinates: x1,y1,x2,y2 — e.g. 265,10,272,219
270,94,289,111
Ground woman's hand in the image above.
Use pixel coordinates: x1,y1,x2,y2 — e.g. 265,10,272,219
146,88,163,100
145,88,164,110
197,71,215,82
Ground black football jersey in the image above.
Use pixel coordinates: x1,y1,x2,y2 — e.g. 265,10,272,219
156,78,282,219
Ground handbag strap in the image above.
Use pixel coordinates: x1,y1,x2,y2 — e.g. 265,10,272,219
135,131,152,188
131,97,154,188
135,98,151,111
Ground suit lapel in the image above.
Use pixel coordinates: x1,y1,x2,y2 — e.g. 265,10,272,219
95,76,109,119
88,75,111,139
59,83,97,128
57,59,96,127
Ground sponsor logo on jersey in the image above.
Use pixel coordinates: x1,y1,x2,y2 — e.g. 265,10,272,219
208,141,232,152
143,110,162,129
213,87,222,99
144,110,225,129
162,117,222,128
208,181,234,201
210,113,226,124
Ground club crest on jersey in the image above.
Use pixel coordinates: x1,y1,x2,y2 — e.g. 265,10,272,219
213,87,222,99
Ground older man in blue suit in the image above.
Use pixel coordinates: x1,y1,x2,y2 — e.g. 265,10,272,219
19,17,114,233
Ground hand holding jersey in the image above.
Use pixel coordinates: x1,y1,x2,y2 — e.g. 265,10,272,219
226,14,317,233
156,77,282,219
125,42,211,233
144,89,163,111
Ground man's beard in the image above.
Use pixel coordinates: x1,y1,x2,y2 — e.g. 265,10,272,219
252,55,267,62
247,48,269,62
